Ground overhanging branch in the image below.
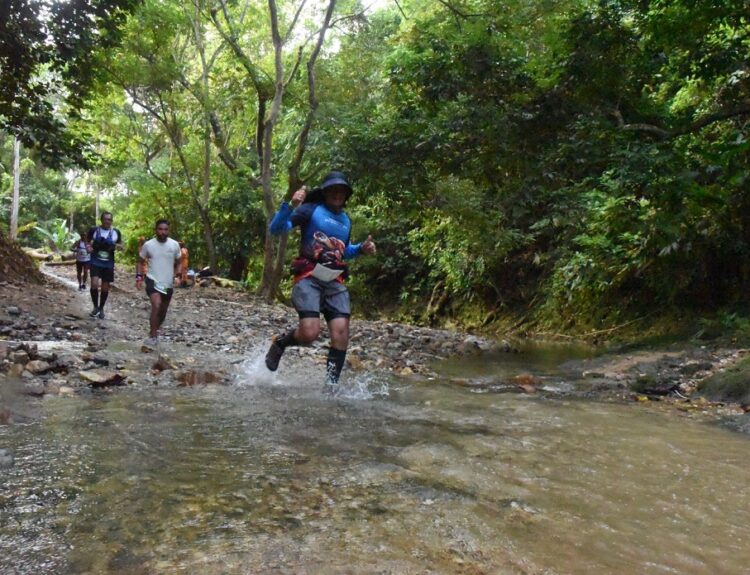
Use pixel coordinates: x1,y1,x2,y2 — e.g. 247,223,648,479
613,104,750,139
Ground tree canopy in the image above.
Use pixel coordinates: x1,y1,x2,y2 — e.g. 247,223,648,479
0,0,141,166
3,0,750,334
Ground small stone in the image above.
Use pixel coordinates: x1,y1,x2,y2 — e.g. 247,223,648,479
8,363,24,377
152,356,176,372
79,369,127,387
25,360,51,375
9,351,29,364
0,448,14,468
23,381,46,396
6,306,21,316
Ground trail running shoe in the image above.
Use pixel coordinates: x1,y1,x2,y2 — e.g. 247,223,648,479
264,340,284,371
97,309,105,320
89,307,100,317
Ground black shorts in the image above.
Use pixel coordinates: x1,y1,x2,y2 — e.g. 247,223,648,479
75,261,90,272
90,264,114,283
145,277,174,299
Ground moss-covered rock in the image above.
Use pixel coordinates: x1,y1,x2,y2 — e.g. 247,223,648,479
696,355,750,404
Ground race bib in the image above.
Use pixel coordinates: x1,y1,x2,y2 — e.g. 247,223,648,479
96,250,110,261
311,264,343,282
153,280,168,294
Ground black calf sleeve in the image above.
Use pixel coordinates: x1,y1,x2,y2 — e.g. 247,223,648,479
90,288,99,308
99,290,109,309
326,348,347,385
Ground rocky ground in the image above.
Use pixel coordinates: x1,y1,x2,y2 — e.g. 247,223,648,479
0,264,504,407
1,262,749,434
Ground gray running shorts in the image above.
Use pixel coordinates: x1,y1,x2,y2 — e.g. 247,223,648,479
292,277,351,321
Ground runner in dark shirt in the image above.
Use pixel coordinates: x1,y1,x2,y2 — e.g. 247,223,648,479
86,212,123,320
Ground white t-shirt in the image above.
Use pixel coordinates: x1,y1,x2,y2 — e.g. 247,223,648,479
140,238,181,289
74,240,90,262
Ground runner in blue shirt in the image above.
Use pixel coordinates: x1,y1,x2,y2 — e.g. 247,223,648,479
264,171,376,394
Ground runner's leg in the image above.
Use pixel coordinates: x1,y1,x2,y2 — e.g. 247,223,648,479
99,282,110,310
148,292,162,338
325,317,350,386
89,272,101,311
156,293,173,329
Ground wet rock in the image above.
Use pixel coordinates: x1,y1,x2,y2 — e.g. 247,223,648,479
510,374,542,394
9,351,29,364
20,343,39,360
176,370,222,386
6,306,21,316
7,363,24,377
0,448,14,468
38,351,57,362
79,369,127,388
152,356,176,372
25,360,51,375
23,380,46,396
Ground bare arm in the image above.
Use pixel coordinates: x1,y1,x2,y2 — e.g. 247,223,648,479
136,250,146,289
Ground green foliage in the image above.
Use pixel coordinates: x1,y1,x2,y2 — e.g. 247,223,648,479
0,0,141,166
33,218,76,253
6,0,750,333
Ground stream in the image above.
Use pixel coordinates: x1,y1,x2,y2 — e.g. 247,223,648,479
1,346,749,574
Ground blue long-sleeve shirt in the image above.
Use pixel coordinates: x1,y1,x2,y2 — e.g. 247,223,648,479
270,201,362,262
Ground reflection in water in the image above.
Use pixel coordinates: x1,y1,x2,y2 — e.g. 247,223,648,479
1,360,749,574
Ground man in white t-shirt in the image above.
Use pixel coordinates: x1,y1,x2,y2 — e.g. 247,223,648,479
136,219,182,349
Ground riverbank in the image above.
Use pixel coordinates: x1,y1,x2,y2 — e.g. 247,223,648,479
1,264,749,434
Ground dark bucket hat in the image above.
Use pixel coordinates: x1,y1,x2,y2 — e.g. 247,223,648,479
304,170,353,204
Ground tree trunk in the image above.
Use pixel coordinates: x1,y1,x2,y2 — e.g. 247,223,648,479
10,137,20,240
258,0,337,300
95,180,100,222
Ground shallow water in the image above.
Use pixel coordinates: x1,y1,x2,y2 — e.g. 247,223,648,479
1,348,749,574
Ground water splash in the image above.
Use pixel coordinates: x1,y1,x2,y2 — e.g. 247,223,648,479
233,345,280,388
333,371,391,400
232,346,392,400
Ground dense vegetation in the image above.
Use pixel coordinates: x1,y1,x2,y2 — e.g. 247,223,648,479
2,0,749,335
